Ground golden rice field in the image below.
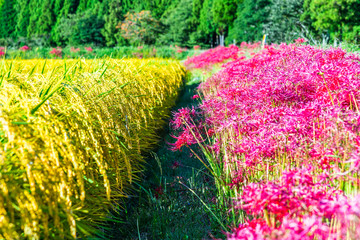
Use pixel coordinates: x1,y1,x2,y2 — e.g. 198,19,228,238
0,59,185,239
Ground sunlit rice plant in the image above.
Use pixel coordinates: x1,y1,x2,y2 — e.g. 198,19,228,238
0,58,185,239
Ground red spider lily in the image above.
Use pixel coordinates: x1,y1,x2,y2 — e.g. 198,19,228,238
192,94,200,100
154,185,164,199
227,218,270,240
295,38,307,44
19,45,30,51
184,45,241,69
70,47,80,53
171,40,360,239
169,129,197,152
198,44,360,172
85,47,93,52
174,45,187,54
171,161,181,169
170,107,197,130
240,41,262,50
230,196,360,240
239,168,341,221
50,47,62,58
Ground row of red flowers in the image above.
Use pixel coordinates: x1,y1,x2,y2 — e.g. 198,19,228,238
171,40,360,239
0,46,93,58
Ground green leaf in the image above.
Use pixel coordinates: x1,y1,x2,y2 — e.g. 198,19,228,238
83,175,94,184
11,122,30,125
31,85,63,115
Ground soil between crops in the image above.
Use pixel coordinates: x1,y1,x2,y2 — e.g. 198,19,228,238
94,75,225,240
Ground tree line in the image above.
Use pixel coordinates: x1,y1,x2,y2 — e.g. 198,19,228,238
0,0,359,48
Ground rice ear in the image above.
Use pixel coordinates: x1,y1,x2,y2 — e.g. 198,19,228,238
0,58,185,238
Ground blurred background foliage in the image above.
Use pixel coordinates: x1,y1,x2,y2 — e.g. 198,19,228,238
0,0,360,48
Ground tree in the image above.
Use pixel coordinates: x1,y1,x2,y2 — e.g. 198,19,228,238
58,9,105,45
51,0,81,45
190,0,204,30
14,0,30,37
227,0,271,43
77,0,103,15
264,0,305,43
53,0,64,17
27,0,41,37
187,0,205,46
0,0,17,38
119,10,162,46
120,0,136,16
152,0,180,19
77,0,88,13
131,0,179,18
212,0,238,46
196,0,217,47
102,0,124,46
36,0,56,35
302,0,360,42
62,0,80,15
159,0,194,46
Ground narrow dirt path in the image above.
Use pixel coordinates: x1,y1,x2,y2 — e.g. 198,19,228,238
103,75,224,240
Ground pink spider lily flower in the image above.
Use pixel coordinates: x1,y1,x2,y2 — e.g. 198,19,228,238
19,45,30,51
85,47,93,52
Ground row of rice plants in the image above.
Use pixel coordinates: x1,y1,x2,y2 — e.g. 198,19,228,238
0,58,185,239
172,40,360,239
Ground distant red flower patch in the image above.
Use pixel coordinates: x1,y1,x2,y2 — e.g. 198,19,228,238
0,47,5,57
85,47,93,52
295,37,307,44
19,45,30,51
184,44,242,69
50,47,62,58
70,47,80,53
